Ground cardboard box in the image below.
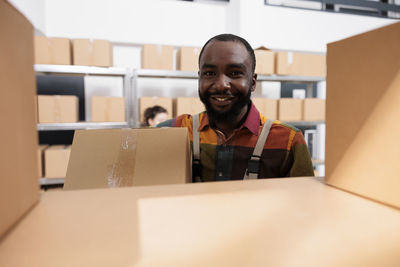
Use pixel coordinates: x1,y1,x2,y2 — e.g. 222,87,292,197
252,98,278,120
37,95,79,123
38,145,48,178
64,127,192,189
325,22,400,209
91,96,125,122
177,47,200,72
34,36,71,65
303,98,325,121
72,39,113,67
275,51,325,76
139,96,173,123
2,178,400,266
254,47,274,75
44,145,71,178
175,97,204,116
278,98,303,121
142,44,174,70
0,0,39,237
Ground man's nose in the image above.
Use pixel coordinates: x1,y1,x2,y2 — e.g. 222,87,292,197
214,74,231,92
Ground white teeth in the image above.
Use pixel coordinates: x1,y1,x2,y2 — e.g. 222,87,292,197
214,97,232,102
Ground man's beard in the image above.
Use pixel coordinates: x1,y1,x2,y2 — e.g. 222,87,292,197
199,86,252,125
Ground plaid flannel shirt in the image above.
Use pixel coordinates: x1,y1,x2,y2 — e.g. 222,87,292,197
157,102,314,181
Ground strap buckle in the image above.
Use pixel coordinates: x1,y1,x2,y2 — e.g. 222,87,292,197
246,155,261,175
192,159,202,183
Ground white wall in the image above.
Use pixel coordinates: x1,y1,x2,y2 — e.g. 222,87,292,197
11,0,397,54
236,0,397,52
44,0,226,47
8,0,46,34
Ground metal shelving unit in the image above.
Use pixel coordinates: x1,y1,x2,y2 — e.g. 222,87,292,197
34,64,135,128
131,69,325,126
40,178,65,186
37,122,129,131
284,120,325,126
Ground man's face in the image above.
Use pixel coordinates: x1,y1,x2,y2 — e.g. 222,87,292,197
198,40,256,123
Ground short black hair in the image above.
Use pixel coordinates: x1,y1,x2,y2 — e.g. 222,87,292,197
198,33,256,73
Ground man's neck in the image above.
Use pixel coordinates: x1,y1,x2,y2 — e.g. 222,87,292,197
212,104,250,138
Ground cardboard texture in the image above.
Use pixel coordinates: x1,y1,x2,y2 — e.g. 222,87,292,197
175,97,204,116
44,145,71,178
275,51,325,76
254,47,275,75
303,98,325,121
0,0,39,238
278,98,303,121
72,39,113,67
177,47,200,72
37,95,79,123
325,22,400,209
2,178,400,266
64,127,191,190
34,36,71,65
252,98,278,119
139,96,173,122
91,96,125,122
142,44,174,70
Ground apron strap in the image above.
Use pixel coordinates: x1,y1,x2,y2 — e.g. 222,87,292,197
244,119,274,180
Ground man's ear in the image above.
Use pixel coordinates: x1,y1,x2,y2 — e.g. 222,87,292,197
251,73,257,92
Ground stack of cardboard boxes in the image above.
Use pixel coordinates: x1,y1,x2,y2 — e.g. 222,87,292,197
252,97,325,121
254,47,326,76
34,36,113,67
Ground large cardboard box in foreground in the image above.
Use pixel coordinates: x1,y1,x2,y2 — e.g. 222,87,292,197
2,178,400,266
0,0,39,237
64,128,191,190
275,52,325,76
325,22,400,209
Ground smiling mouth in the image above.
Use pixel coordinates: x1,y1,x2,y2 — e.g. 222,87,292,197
211,96,235,102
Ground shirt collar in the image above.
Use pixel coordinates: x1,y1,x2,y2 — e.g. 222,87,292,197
197,102,261,136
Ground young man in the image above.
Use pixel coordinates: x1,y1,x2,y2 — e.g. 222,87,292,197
158,34,314,182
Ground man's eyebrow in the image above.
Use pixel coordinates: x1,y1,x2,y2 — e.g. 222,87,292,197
227,63,246,69
200,63,216,69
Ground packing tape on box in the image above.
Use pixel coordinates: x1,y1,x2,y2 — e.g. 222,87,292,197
288,52,293,65
157,45,162,55
107,129,136,187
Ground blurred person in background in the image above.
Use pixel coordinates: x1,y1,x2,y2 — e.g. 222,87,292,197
142,105,168,127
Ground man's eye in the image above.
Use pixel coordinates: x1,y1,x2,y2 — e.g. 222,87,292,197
203,71,215,76
230,71,243,77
